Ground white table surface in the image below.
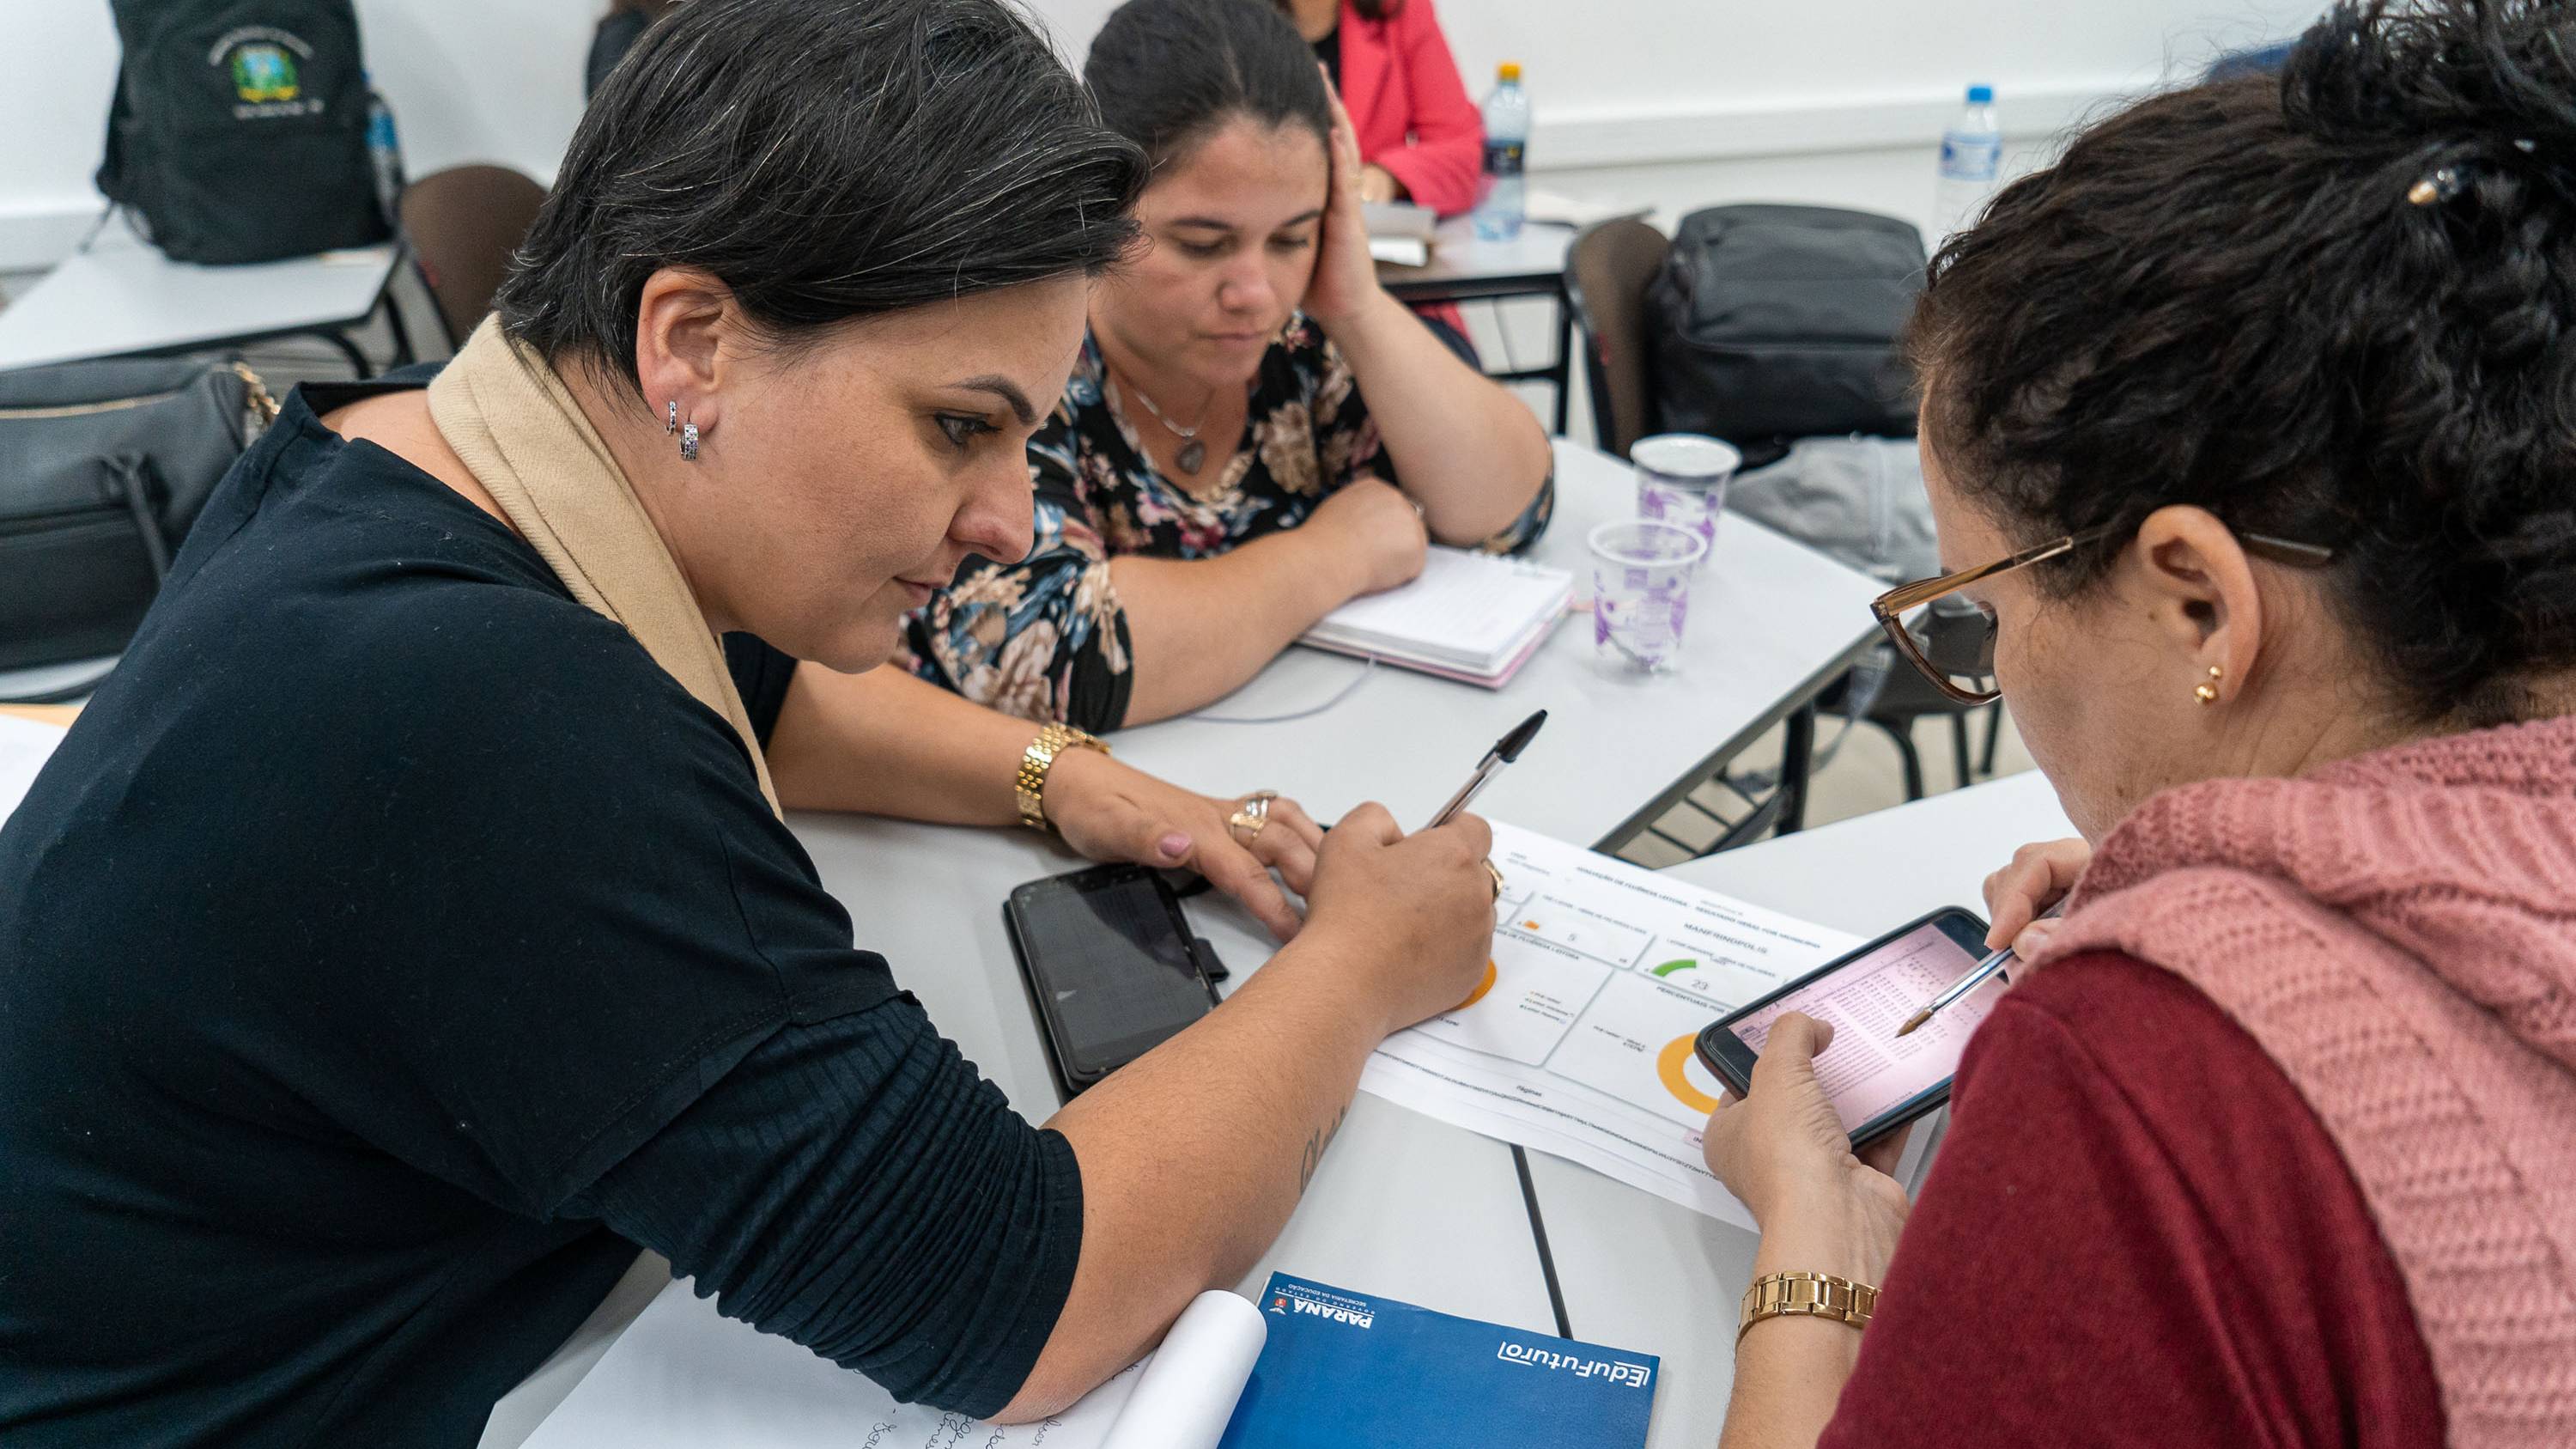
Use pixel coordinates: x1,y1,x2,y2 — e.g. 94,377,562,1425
1113,436,1883,852
1380,216,1573,294
478,815,1565,1448
481,436,1887,1446
1522,770,2079,1448
0,218,398,374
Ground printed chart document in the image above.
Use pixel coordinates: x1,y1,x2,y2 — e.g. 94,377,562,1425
1220,1274,1656,1449
1358,821,1861,1226
1300,547,1572,686
519,1282,1266,1449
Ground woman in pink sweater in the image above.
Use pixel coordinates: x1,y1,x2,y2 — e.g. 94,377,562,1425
1703,3,2576,1446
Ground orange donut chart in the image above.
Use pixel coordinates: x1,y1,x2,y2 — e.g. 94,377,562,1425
1454,959,1499,1012
1657,1034,1722,1116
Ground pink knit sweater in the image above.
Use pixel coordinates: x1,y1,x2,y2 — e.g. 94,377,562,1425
2034,714,2576,1445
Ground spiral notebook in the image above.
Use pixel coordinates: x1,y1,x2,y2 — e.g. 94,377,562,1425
1299,547,1574,687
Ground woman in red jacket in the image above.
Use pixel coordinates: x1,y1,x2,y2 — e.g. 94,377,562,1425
1273,0,1485,216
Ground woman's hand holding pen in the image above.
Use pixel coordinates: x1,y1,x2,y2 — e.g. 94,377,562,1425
1702,834,2098,1352
1981,837,2093,972
1296,804,1498,1038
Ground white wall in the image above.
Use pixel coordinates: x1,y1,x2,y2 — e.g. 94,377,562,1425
3,0,2322,271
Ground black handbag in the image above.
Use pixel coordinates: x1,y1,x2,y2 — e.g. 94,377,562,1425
1647,204,1926,469
0,356,277,697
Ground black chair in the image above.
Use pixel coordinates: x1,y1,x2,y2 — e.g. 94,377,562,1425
399,165,548,350
1566,218,1813,856
1564,216,2000,853
1564,216,1670,461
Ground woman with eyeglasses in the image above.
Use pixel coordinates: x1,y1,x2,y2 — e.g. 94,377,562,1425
1698,3,2576,1445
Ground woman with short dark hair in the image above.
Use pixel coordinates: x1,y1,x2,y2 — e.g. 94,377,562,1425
1700,3,2576,1444
0,2,1501,1441
904,0,1553,730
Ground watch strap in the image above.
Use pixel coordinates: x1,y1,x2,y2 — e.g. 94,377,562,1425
1737,1270,1878,1348
1015,722,1109,832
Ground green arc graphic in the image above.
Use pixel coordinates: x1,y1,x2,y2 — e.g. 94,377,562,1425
1650,958,1698,977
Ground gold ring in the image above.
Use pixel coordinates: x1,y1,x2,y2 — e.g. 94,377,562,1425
1227,790,1279,848
1484,860,1505,899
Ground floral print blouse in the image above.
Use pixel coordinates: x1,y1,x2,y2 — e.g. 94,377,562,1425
903,317,1553,730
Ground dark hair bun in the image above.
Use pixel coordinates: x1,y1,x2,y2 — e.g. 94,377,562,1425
1913,0,2576,728
2289,1,2576,177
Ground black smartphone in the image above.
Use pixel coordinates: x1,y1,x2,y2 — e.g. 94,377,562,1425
1694,906,1994,1148
1004,862,1223,1098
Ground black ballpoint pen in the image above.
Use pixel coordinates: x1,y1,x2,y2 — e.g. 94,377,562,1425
1426,709,1547,828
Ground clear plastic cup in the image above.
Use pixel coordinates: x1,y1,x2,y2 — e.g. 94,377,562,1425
1589,520,1708,673
1631,433,1742,573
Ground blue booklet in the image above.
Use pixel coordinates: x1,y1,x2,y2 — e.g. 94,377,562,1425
1217,1274,1659,1448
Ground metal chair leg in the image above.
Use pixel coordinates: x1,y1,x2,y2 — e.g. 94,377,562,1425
1979,700,2004,776
1873,718,1926,801
1776,703,1815,836
1950,713,1975,791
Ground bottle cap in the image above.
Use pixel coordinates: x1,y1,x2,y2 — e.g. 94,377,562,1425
1499,61,1522,82
1966,83,1994,104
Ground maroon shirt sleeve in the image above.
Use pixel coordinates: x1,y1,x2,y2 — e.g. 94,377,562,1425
1818,952,2443,1449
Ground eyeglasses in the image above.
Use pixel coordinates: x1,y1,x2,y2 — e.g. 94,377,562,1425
1869,524,2338,705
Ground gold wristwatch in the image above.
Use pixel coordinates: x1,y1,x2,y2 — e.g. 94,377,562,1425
1015,722,1109,832
1736,1271,1878,1348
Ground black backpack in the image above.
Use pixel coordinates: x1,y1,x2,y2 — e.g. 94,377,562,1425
94,0,390,265
1647,204,1925,468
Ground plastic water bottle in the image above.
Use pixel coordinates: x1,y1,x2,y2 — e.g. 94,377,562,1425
1934,84,2002,243
364,74,406,227
1473,62,1529,242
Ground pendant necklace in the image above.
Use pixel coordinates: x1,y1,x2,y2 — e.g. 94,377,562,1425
1119,375,1212,475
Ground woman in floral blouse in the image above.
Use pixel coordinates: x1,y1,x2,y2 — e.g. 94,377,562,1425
907,0,1554,732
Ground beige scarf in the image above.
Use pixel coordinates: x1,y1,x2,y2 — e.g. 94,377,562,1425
428,316,781,818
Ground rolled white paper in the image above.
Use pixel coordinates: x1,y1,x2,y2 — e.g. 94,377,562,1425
1098,1290,1268,1449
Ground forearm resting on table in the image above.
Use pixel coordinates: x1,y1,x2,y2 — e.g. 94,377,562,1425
993,941,1383,1421
1111,534,1362,725
1716,1203,1885,1449
762,663,1032,823
1327,292,1552,545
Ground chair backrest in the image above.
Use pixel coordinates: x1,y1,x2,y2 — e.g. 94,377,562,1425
399,165,548,347
1563,216,1670,460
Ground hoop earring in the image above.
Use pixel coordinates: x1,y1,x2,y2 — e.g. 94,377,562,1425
2193,664,2223,705
679,418,700,463
665,400,678,435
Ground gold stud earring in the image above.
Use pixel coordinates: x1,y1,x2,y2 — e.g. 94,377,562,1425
2193,663,2223,705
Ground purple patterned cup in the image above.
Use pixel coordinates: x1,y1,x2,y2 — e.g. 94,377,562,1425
1589,520,1707,673
1631,434,1742,574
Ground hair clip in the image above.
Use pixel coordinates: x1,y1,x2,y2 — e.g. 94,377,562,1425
2408,165,2466,207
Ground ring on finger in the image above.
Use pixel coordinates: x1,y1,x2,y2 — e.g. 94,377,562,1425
1484,859,1505,899
1228,790,1279,848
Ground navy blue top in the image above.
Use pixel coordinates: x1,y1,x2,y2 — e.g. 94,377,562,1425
0,374,1082,1446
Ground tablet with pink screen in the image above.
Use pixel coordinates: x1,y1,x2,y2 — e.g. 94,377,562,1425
1695,907,1996,1145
